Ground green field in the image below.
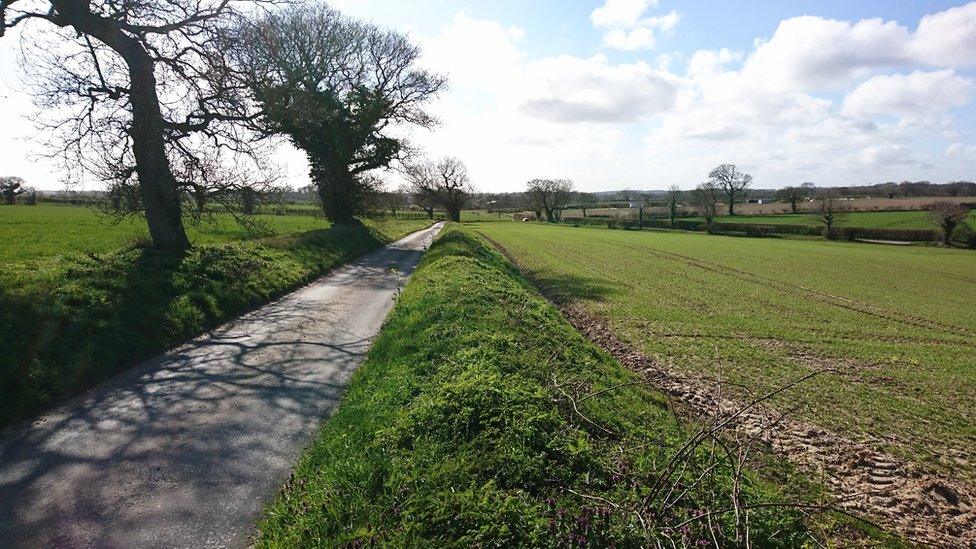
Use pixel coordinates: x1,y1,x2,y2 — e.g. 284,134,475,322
692,210,976,229
474,221,976,484
0,204,331,262
0,204,429,427
257,226,897,546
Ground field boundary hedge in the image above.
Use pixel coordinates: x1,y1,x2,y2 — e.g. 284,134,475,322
565,216,946,243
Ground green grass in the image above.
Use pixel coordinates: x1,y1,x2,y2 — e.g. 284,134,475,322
689,210,976,229
255,225,841,547
459,209,512,222
0,204,332,262
0,213,429,428
473,221,976,485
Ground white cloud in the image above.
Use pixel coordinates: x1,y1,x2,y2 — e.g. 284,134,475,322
645,10,679,33
739,4,976,94
602,27,655,50
860,144,932,168
947,142,976,160
740,16,910,92
416,5,976,190
591,0,677,51
422,12,525,90
911,2,976,67
842,70,974,122
591,0,659,28
520,55,678,123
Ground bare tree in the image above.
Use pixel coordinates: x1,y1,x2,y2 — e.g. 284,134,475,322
2,0,277,248
526,179,574,222
0,176,25,205
405,171,438,220
636,192,653,229
379,186,408,218
665,184,680,226
776,182,815,214
405,157,472,222
577,192,598,219
813,190,847,237
708,164,752,216
524,186,545,221
695,181,719,229
928,202,970,245
236,4,446,224
23,186,38,205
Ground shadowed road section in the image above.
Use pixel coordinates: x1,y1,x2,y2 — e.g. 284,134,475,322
0,222,443,548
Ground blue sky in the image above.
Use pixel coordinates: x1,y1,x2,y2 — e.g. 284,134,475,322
2,0,975,192
325,0,976,192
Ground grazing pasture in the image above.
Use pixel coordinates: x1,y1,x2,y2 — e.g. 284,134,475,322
0,204,330,262
474,221,976,485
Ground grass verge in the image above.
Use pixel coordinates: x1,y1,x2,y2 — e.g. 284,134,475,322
255,225,829,547
0,218,429,429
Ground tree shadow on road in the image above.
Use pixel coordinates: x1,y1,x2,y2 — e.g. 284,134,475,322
0,219,394,430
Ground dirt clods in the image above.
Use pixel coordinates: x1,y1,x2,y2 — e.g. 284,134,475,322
560,304,976,548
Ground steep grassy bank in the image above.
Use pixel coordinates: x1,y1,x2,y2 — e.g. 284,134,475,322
0,219,429,429
255,225,829,547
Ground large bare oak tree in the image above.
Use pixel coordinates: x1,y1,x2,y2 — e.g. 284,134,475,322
405,157,472,222
2,0,275,248
525,179,574,223
708,163,752,216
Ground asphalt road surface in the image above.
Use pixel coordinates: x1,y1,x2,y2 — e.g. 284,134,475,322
0,222,443,548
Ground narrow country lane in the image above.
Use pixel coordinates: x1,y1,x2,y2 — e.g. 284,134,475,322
0,222,444,548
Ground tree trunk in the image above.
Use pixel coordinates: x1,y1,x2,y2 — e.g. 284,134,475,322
727,196,735,216
313,166,359,224
123,43,190,249
446,205,460,222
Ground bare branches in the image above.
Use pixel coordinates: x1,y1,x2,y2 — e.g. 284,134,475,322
404,156,472,222
4,0,282,247
526,179,574,222
928,201,970,245
813,190,847,238
708,163,752,216
695,181,719,228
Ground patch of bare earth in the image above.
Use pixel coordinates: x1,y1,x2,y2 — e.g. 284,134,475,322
561,304,976,547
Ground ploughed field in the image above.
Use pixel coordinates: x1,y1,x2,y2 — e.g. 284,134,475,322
473,221,976,484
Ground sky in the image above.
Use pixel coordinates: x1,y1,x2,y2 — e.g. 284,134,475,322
1,0,975,192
